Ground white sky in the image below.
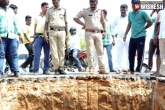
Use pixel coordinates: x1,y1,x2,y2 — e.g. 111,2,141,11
10,0,134,29
9,0,156,53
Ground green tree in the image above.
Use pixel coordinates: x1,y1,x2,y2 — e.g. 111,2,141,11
78,32,86,50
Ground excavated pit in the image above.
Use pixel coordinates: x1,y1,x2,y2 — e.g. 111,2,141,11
0,74,165,110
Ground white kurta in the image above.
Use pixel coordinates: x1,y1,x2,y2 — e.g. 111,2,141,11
111,16,130,70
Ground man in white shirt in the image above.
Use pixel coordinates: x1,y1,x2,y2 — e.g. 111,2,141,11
68,27,85,71
155,2,165,76
112,4,129,73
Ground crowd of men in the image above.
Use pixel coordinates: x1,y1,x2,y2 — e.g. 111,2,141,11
0,0,165,78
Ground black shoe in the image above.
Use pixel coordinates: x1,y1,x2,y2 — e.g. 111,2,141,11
110,70,116,72
58,69,66,75
54,69,59,75
29,69,33,73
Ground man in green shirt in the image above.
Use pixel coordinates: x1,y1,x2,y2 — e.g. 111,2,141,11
102,9,116,72
124,0,152,73
0,0,23,77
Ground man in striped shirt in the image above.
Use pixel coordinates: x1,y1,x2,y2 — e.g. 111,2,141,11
0,0,23,77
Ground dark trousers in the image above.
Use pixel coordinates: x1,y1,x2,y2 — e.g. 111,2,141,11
129,36,146,72
21,43,34,71
33,37,50,73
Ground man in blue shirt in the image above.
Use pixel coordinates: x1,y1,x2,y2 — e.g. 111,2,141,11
123,0,153,73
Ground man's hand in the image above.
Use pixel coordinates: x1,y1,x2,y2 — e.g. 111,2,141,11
102,33,106,39
44,36,49,43
153,35,158,45
44,34,49,43
102,32,106,39
82,24,86,29
19,35,23,44
115,34,117,38
123,35,127,42
112,40,115,46
0,37,2,44
66,35,69,39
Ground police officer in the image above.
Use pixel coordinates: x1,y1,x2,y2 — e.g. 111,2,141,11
73,0,108,74
44,0,68,74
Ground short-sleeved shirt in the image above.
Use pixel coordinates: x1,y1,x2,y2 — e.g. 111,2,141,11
74,8,105,30
34,13,46,34
68,34,80,50
0,6,20,39
151,17,156,39
102,19,112,45
45,6,67,28
22,25,33,44
128,10,151,38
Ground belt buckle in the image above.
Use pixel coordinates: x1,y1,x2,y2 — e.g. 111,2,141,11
94,30,97,33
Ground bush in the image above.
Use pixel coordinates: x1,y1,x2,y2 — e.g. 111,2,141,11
77,32,86,50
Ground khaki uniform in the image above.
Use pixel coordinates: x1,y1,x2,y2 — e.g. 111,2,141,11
45,6,67,70
75,8,105,71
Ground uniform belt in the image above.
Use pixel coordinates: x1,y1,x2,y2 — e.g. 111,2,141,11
85,29,101,33
50,27,65,31
36,33,43,35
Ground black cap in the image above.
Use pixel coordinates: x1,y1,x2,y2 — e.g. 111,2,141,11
131,0,140,4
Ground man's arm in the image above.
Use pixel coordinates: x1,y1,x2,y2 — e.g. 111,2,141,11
145,20,153,29
123,22,131,42
142,11,153,29
111,18,117,37
44,22,49,35
73,9,85,29
13,13,23,43
44,22,49,43
73,18,86,29
155,11,161,37
44,10,50,43
64,9,68,38
155,23,160,37
150,10,155,17
34,24,37,35
23,33,31,43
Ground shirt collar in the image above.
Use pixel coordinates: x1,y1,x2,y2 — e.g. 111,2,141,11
0,6,10,10
88,8,99,12
53,6,62,10
131,10,140,14
38,12,46,17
